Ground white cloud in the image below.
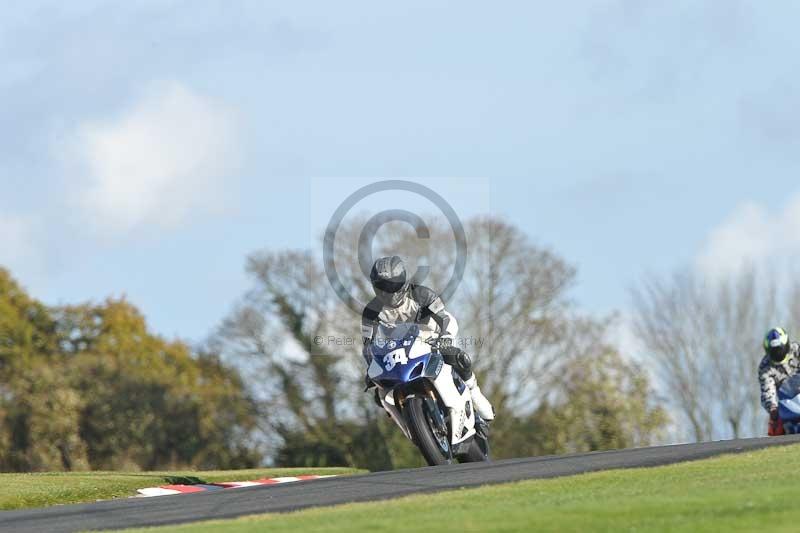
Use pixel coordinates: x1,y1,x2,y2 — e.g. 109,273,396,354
72,81,241,234
697,194,800,278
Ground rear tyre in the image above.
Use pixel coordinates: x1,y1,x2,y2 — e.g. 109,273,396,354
405,396,452,466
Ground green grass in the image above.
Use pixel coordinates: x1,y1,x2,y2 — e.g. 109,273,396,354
0,467,362,511
122,444,800,533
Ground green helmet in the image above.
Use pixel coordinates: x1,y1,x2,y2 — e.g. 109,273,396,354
764,327,790,364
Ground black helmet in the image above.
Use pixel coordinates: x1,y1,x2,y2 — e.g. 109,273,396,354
765,327,791,364
370,256,409,308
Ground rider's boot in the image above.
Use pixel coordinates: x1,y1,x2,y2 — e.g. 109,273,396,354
466,375,495,421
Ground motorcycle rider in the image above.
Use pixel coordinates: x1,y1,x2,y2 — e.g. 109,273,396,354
758,327,800,431
361,256,495,421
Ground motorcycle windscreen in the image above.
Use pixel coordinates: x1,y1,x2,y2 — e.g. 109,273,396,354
778,374,800,421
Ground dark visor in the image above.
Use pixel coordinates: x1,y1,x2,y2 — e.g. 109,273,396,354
769,343,789,362
373,278,406,293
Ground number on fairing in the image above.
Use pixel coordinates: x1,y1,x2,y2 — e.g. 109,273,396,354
383,349,408,370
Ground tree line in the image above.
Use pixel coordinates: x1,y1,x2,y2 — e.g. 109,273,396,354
0,214,684,472
0,269,261,472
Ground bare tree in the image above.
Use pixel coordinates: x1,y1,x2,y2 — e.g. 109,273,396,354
214,250,384,467
631,268,777,441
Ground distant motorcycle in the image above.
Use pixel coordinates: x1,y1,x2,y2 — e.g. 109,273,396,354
367,322,490,466
777,374,800,434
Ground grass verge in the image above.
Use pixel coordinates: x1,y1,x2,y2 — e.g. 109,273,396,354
0,467,362,511
122,444,800,532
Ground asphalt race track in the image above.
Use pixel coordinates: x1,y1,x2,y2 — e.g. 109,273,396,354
3,435,800,532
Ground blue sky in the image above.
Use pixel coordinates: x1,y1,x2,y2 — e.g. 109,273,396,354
3,1,800,342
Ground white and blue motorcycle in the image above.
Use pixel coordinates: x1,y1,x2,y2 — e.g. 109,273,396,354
367,322,490,466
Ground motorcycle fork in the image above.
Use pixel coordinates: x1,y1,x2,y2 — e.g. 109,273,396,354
422,387,453,458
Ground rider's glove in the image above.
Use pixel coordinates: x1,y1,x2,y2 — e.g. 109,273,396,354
770,407,780,421
437,336,453,349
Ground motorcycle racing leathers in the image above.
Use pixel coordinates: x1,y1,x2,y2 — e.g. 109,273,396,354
361,284,495,420
758,341,800,413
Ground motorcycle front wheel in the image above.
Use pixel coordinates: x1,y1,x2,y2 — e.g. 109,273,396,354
404,396,452,466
